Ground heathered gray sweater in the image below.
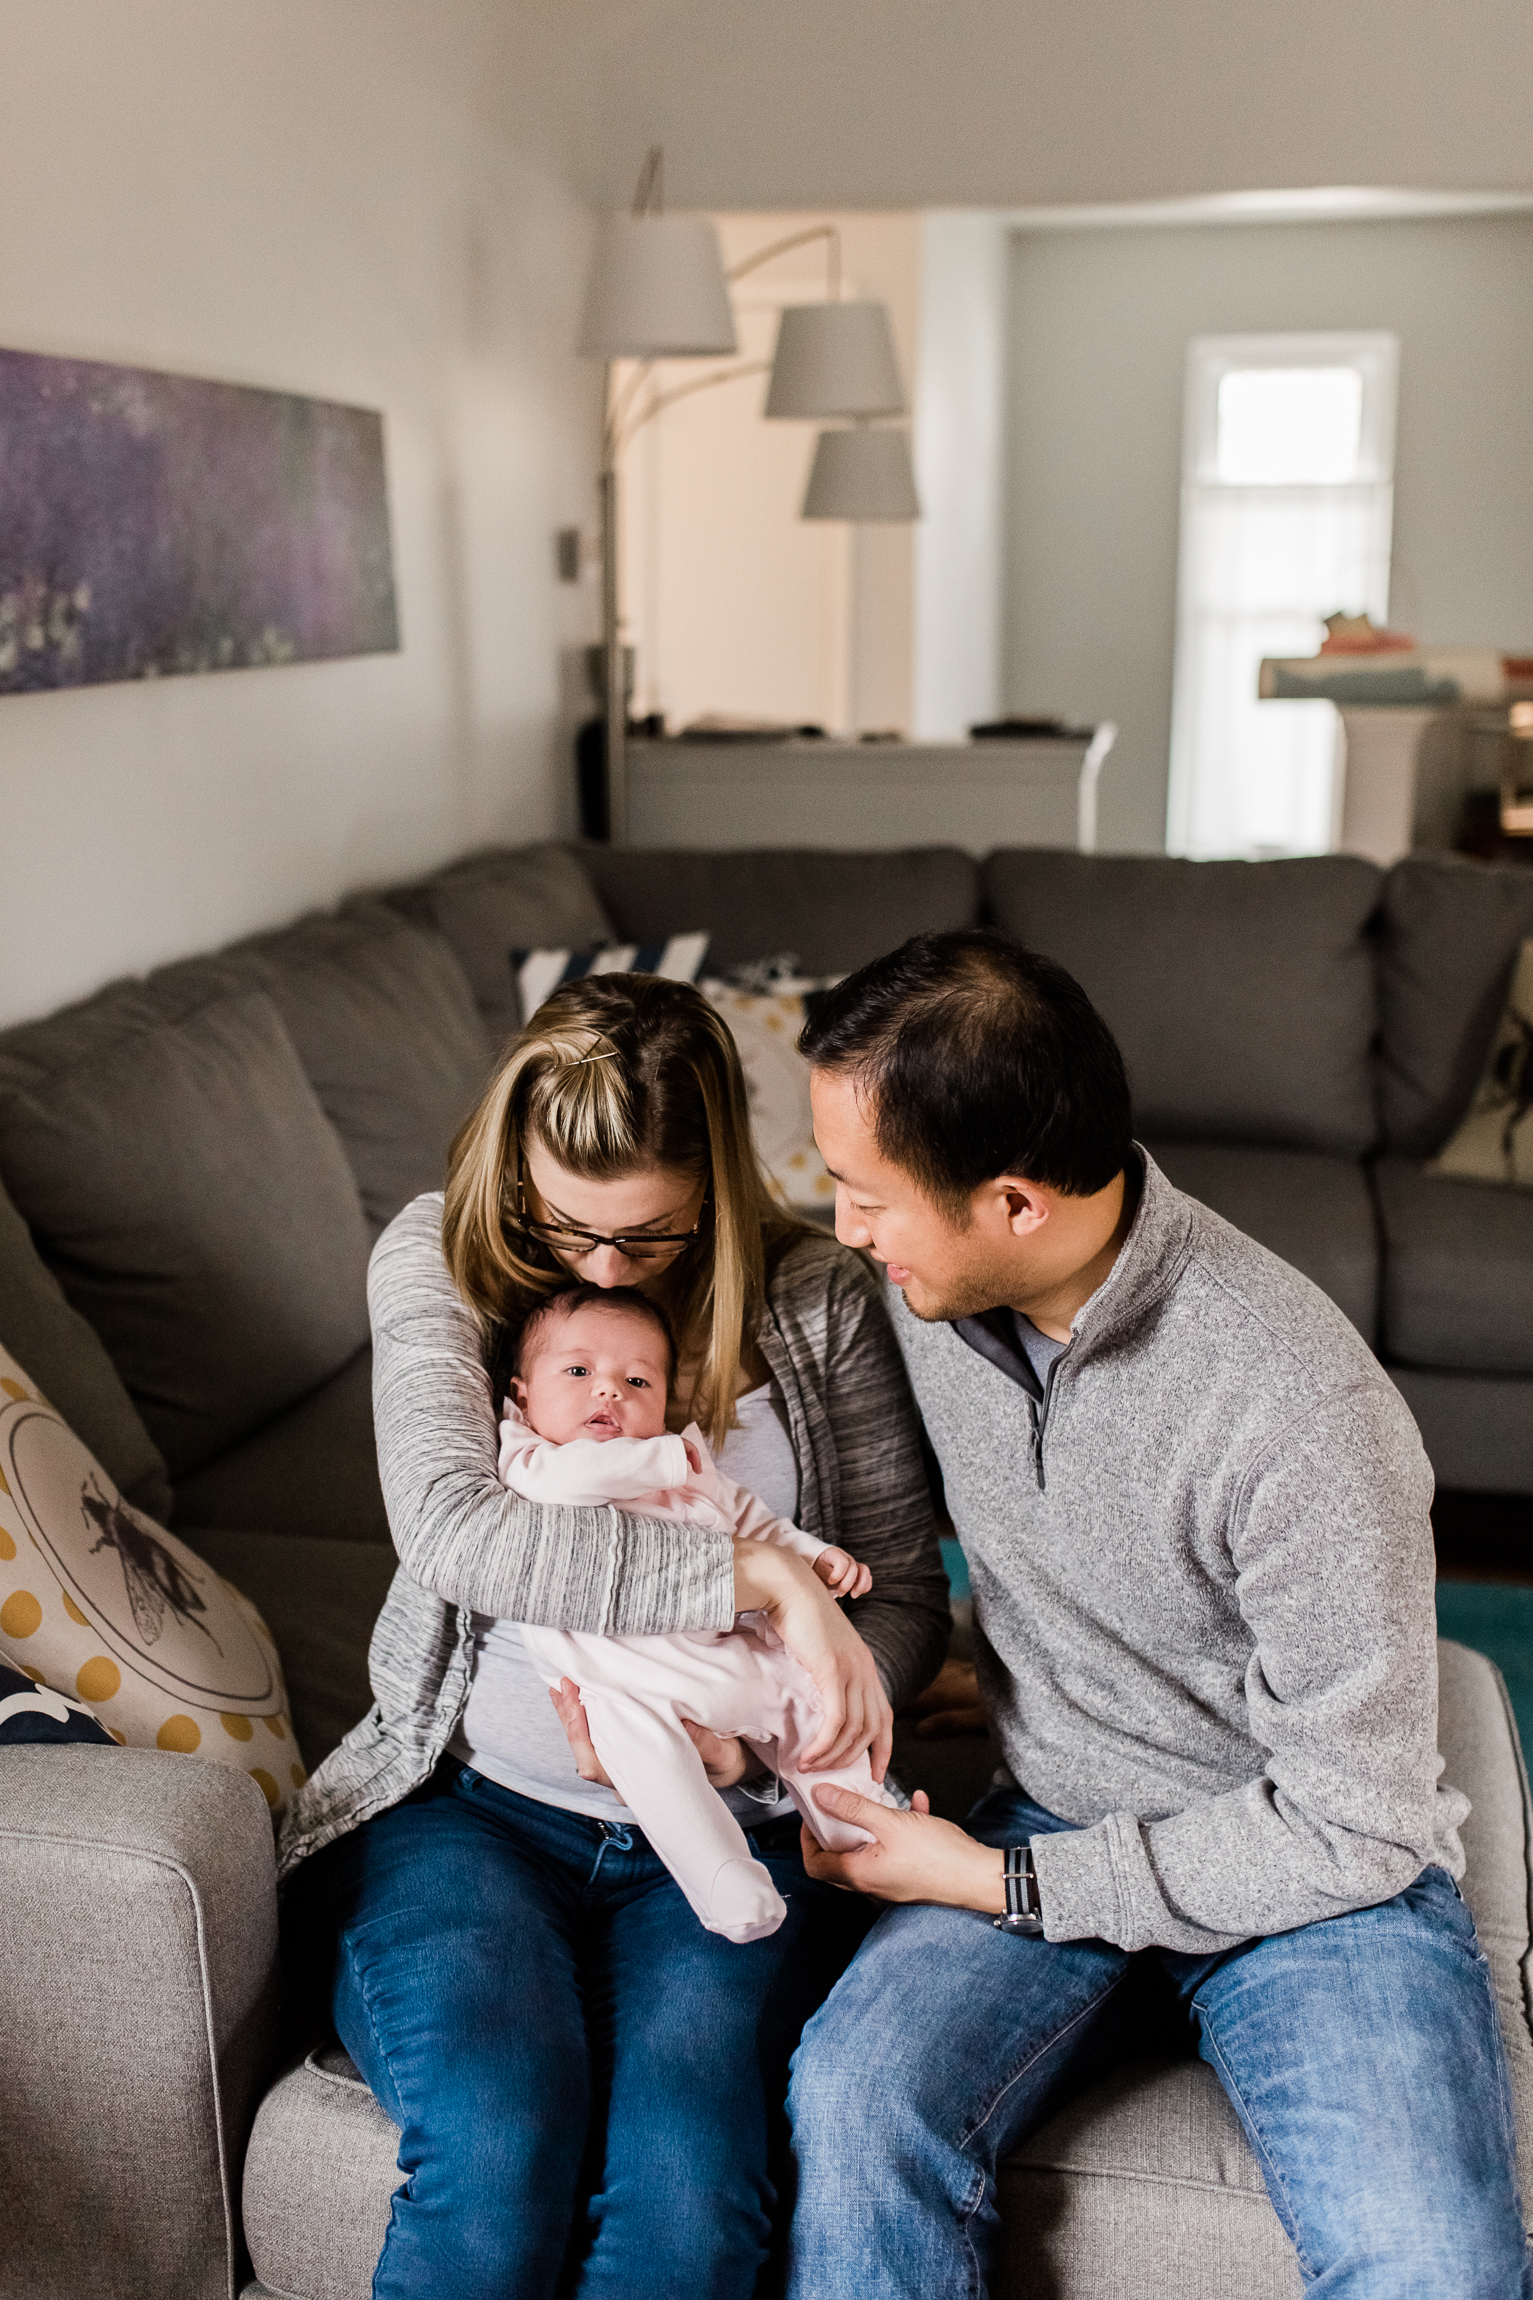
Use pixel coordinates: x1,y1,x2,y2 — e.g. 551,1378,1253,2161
888,1151,1468,1956
279,1195,949,1877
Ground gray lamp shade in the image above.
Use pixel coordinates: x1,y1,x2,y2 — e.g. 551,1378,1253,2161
765,302,906,419
801,426,921,521
578,215,737,358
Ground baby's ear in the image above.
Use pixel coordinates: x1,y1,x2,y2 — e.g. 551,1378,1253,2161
508,1376,529,1412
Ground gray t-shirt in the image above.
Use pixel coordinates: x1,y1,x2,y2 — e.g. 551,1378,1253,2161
1012,1312,1067,1394
452,1382,801,1824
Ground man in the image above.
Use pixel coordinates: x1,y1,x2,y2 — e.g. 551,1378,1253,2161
785,929,1527,2298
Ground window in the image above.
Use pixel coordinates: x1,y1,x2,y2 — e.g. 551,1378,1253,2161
1166,333,1399,858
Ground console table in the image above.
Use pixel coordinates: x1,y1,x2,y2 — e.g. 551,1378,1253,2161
625,728,1116,856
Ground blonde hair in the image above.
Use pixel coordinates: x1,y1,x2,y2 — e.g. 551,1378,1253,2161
443,974,804,1446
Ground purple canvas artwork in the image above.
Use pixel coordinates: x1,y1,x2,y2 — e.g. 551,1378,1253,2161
0,346,399,693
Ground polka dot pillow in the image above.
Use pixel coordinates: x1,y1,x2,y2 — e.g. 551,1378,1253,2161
0,1340,303,1816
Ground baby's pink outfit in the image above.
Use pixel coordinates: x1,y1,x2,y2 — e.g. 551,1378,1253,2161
499,1405,897,1943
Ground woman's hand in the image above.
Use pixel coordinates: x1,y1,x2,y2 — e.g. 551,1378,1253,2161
734,1541,893,1781
549,1678,750,1793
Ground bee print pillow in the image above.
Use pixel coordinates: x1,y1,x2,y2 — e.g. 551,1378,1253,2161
0,1340,303,1816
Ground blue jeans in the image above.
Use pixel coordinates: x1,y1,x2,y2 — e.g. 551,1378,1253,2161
786,1784,1529,2298
281,1759,876,2299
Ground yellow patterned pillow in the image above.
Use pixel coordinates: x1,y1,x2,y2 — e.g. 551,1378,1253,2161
0,1341,302,1815
702,977,842,1214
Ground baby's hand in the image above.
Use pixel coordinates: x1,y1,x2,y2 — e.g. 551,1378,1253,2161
814,1546,872,1600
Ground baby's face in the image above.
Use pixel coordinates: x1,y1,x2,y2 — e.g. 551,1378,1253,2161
513,1303,671,1445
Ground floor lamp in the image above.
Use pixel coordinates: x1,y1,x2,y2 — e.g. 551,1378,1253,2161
578,152,922,839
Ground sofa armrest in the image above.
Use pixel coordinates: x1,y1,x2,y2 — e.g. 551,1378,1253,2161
0,1746,279,2300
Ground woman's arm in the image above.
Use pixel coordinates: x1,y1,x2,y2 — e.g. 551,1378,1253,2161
776,1240,952,1710
370,1197,736,1633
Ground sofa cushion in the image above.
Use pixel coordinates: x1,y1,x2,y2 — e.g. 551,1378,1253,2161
186,1530,396,1769
1378,856,1533,1157
1374,1158,1533,1376
983,852,1383,1156
230,905,492,1235
0,1171,172,1520
999,2057,1302,2299
237,1642,1533,2300
0,967,372,1478
1144,1141,1378,1343
173,1348,388,1545
585,846,982,976
397,844,617,1050
243,2044,399,2300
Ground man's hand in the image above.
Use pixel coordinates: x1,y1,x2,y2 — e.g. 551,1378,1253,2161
734,1541,893,1779
549,1678,750,1793
800,1785,1007,1913
813,1545,874,1600
903,1657,989,1740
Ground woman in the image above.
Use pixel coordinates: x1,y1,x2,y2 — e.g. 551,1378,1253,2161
280,973,949,2300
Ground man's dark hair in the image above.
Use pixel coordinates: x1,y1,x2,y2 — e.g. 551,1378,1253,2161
512,1282,677,1382
798,929,1133,1211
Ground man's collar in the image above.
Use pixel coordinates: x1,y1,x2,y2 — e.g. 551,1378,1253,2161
949,1150,1191,1381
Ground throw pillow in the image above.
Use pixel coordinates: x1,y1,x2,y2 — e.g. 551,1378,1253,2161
0,1654,116,1746
0,1342,303,1814
1431,939,1533,1188
701,974,843,1214
516,933,711,1026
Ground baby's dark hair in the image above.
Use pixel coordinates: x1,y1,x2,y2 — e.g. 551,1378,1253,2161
511,1282,677,1385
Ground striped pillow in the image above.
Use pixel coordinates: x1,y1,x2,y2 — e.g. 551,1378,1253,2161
515,933,709,1025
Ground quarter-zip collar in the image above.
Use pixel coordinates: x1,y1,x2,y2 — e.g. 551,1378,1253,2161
950,1149,1188,1487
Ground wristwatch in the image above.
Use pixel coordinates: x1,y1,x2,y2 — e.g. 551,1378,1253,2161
993,1843,1044,1935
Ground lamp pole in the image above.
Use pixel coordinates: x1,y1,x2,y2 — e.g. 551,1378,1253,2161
600,363,627,844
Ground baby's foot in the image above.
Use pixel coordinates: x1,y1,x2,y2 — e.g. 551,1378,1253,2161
705,1857,787,1944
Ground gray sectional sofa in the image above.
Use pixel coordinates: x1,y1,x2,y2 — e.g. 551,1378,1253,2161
2,837,1531,2299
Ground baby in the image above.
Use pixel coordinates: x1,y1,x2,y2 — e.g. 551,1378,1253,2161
502,1282,897,1944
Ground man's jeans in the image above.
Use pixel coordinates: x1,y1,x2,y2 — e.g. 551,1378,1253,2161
786,1784,1530,2298
281,1759,874,2300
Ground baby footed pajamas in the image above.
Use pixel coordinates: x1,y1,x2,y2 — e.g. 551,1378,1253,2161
499,1409,897,1942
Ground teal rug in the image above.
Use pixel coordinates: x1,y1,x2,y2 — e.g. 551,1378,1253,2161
941,1542,1533,1760
1437,1579,1533,1759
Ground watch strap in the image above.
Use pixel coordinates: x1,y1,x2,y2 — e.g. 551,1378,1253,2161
993,1842,1044,1934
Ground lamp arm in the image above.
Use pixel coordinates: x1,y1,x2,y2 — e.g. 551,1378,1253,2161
726,222,841,302
611,359,772,457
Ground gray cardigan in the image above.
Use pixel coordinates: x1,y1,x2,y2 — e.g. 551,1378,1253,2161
280,1194,949,1876
888,1152,1469,1955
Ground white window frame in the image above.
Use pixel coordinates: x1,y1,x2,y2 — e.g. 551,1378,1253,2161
1166,331,1400,859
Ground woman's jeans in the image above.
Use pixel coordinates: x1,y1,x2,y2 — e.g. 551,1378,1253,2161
280,1759,875,2300
786,1784,1531,2299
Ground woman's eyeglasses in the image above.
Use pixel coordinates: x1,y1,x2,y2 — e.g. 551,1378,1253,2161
517,1215,700,1262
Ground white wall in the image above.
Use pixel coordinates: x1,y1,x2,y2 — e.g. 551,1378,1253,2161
0,0,602,1029
620,211,920,736
912,212,1008,738
583,0,1533,211
1003,211,1533,851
